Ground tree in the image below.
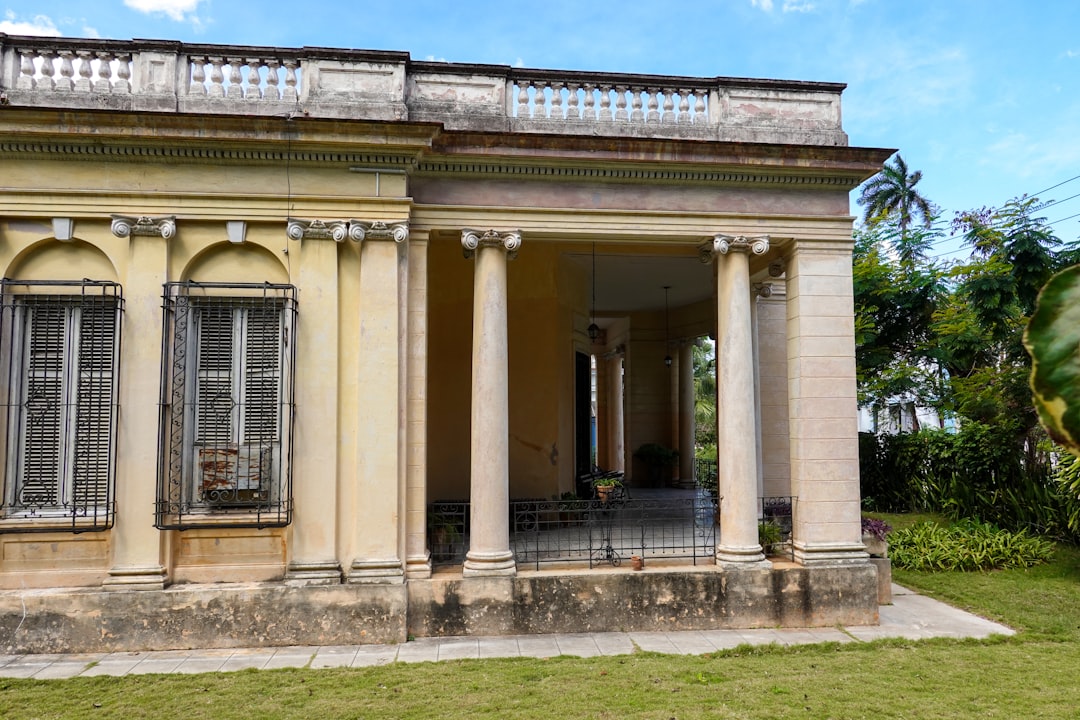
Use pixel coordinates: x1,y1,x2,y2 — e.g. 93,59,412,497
857,154,935,244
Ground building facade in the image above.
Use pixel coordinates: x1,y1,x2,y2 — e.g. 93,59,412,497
0,35,890,652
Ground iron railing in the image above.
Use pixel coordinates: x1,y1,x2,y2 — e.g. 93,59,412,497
429,493,719,570
155,282,296,529
0,280,122,533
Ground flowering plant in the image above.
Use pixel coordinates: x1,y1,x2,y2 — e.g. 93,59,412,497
861,517,893,541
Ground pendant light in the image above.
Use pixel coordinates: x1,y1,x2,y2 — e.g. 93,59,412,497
663,285,672,367
587,242,601,341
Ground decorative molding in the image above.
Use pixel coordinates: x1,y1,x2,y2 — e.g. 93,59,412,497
768,258,786,277
698,233,770,262
0,142,418,169
349,220,409,243
286,218,349,242
416,161,862,189
461,228,523,260
52,217,74,241
110,214,175,239
226,220,247,244
752,282,773,298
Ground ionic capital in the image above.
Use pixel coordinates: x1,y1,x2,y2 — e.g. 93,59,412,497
111,214,175,240
698,234,770,263
286,218,349,242
768,258,787,278
753,282,773,298
461,229,522,260
349,220,409,243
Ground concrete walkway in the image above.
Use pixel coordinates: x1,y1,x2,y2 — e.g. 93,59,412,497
0,584,1012,680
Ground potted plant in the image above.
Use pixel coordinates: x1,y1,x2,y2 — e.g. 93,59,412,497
861,517,892,558
590,475,623,502
758,520,784,557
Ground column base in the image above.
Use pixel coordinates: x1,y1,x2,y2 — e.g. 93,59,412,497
102,565,168,591
405,553,433,580
284,562,343,586
793,542,870,566
715,544,767,565
347,559,405,585
462,550,516,577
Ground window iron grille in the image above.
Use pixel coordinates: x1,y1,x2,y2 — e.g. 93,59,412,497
0,279,122,533
156,282,296,529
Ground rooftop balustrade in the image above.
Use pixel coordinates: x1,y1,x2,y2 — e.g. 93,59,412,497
0,34,849,146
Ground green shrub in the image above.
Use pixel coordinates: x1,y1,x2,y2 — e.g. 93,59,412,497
889,519,1054,572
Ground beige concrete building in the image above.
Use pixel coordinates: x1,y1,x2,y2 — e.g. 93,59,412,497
0,34,890,652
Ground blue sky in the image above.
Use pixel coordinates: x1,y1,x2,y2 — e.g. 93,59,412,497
3,0,1078,258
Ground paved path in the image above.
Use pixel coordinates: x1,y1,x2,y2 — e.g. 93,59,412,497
0,584,1012,680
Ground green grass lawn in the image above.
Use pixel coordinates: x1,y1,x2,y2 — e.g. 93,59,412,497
5,524,1080,719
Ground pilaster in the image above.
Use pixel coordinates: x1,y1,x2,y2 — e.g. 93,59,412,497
285,224,343,585
104,218,171,590
349,220,409,584
405,232,431,578
784,240,865,565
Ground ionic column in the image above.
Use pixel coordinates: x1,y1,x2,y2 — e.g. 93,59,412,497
285,223,342,585
678,341,695,483
699,233,771,566
461,229,521,577
348,220,409,584
104,219,172,590
785,240,865,565
751,283,771,499
405,232,432,578
607,350,625,473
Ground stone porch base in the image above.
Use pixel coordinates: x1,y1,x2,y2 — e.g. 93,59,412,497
0,564,877,654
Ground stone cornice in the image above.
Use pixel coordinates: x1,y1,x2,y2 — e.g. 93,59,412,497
0,141,419,169
415,160,864,189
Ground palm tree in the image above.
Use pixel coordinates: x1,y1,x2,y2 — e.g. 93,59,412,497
857,154,934,238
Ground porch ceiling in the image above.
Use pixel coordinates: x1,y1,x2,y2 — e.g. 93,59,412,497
567,253,713,313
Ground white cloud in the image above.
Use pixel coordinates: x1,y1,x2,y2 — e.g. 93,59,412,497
0,11,61,36
513,57,525,68
83,25,101,38
751,0,775,11
123,0,203,22
782,1,815,11
1064,49,1080,59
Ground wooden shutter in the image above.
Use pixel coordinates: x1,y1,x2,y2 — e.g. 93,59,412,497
17,303,66,506
194,306,237,499
71,299,117,508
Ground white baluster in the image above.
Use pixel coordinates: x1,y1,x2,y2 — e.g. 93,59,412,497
661,89,676,123
75,51,93,92
598,84,613,122
226,59,244,99
647,89,660,123
615,85,629,122
630,87,644,122
114,55,131,93
56,51,75,92
95,52,114,93
550,82,564,119
694,92,707,124
38,52,57,91
566,82,580,119
516,82,529,118
17,50,37,90
534,81,548,119
282,59,299,102
245,58,263,100
582,83,596,121
208,57,225,97
264,59,281,100
189,56,207,95
676,90,690,124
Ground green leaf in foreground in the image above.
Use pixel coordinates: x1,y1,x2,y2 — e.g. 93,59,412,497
1025,264,1080,455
